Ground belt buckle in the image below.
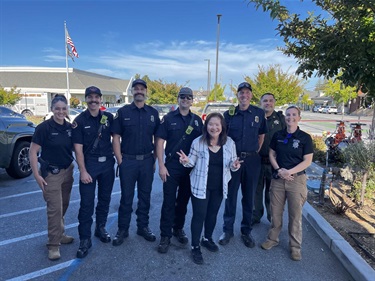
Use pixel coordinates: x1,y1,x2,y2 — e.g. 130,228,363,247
136,155,144,160
241,152,247,158
98,156,106,162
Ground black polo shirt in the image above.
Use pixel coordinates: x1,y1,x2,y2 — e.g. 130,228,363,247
270,127,313,170
259,110,286,158
32,118,73,168
155,109,203,161
224,105,268,153
111,102,160,155
72,110,114,158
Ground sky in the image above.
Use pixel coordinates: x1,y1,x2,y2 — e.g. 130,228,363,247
0,0,323,94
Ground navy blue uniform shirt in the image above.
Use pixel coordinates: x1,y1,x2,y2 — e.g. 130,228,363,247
111,102,160,155
270,127,313,170
155,109,203,161
259,110,286,157
32,118,73,167
72,110,114,158
224,105,268,153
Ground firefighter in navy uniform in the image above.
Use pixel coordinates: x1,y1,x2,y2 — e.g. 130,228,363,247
155,87,203,254
111,79,160,246
72,86,115,259
219,82,268,248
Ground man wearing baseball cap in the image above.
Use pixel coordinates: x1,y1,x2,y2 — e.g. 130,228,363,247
111,78,160,246
73,86,115,258
219,81,267,248
155,87,203,254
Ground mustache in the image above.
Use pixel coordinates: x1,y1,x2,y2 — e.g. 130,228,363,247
88,101,100,105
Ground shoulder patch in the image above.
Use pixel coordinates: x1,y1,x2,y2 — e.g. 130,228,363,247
71,121,78,129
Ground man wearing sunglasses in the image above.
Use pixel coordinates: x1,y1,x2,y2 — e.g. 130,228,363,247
155,87,203,254
219,82,267,248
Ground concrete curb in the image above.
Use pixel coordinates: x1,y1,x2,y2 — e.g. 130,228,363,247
303,202,375,281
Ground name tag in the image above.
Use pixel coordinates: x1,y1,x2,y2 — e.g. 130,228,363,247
84,126,91,129
98,156,106,162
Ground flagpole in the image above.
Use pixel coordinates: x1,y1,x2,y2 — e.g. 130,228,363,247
64,21,71,106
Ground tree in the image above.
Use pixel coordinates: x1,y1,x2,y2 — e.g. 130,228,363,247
244,64,305,105
70,96,80,108
300,93,314,110
323,76,357,105
207,84,226,102
0,86,21,105
248,0,375,94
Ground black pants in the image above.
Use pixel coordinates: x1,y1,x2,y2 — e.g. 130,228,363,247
118,156,154,230
191,189,223,247
160,161,192,238
223,153,261,235
78,157,115,240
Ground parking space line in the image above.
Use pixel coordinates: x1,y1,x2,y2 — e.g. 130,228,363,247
0,213,117,246
0,190,41,200
6,260,76,281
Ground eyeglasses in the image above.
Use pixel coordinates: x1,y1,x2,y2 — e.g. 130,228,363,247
283,133,292,144
179,95,193,100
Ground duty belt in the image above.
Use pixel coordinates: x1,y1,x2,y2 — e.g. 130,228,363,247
294,170,306,176
238,151,257,159
122,153,153,160
261,157,271,164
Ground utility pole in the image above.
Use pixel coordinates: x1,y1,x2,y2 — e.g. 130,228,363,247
215,14,222,102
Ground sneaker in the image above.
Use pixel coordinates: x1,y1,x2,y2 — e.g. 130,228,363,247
261,239,279,250
290,248,302,261
172,229,188,244
191,246,204,265
60,234,74,244
157,236,171,254
201,237,219,252
48,247,60,260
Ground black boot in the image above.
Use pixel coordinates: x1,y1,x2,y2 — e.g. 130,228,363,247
112,229,129,246
76,239,92,259
94,224,111,243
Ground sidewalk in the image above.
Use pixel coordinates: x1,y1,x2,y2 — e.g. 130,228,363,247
305,163,375,281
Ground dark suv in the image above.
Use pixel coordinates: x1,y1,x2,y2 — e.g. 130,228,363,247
0,114,35,178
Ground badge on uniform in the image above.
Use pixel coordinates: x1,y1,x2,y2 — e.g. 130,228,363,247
72,121,78,129
255,116,259,123
100,115,108,125
293,139,300,149
185,125,193,135
194,120,198,127
274,120,279,125
66,129,72,137
151,115,154,123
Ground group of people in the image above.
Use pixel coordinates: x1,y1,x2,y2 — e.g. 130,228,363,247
29,79,313,265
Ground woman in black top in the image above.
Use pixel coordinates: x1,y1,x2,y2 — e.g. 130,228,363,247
29,94,74,260
178,113,241,265
260,106,313,261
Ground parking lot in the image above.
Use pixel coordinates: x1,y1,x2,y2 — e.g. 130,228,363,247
0,161,354,281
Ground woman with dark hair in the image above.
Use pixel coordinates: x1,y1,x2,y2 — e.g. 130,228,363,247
177,112,241,264
260,105,313,261
29,94,74,260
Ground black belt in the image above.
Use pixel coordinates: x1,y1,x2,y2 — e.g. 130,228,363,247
122,153,153,160
238,151,257,159
294,170,305,176
86,156,110,162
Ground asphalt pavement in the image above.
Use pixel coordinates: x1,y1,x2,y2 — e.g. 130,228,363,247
0,161,365,281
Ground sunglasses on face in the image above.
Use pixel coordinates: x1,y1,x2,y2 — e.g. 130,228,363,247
179,95,193,100
283,133,292,144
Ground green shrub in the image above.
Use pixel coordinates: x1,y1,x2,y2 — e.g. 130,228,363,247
311,135,326,164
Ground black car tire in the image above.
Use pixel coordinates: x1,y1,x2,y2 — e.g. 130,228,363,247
6,141,32,179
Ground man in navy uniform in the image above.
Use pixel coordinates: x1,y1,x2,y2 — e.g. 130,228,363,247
156,87,203,253
111,79,160,246
219,82,267,248
73,86,115,258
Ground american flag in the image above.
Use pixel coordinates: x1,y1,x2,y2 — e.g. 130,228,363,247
66,28,79,60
